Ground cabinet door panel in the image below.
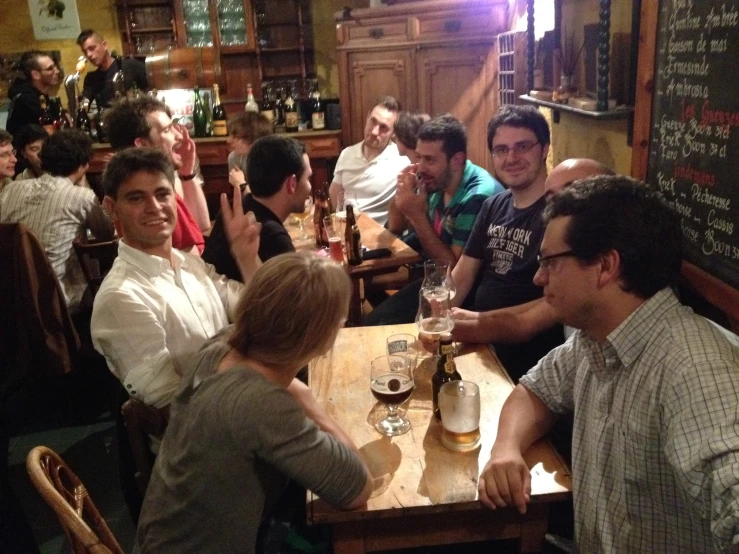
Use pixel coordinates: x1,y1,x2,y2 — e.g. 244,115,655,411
346,49,415,146
417,45,497,173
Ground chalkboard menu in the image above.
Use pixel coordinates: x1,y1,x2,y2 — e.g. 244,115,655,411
647,0,739,290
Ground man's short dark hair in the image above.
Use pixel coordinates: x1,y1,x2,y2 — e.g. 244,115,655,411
544,175,682,298
372,96,401,114
417,113,467,159
487,105,551,152
0,130,12,147
39,129,93,177
103,148,175,199
246,136,307,198
76,29,103,46
105,97,169,151
18,51,47,79
228,111,273,142
13,124,48,153
394,111,430,151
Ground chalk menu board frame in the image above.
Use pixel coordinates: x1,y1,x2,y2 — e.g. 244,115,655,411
630,0,739,324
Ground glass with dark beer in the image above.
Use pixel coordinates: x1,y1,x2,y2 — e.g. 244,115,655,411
370,355,414,436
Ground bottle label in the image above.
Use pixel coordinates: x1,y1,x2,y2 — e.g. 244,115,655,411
440,342,454,356
212,120,228,136
444,360,457,375
312,112,325,130
262,109,275,123
285,112,299,128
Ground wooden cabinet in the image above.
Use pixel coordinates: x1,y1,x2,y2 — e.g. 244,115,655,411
335,0,509,173
116,0,178,57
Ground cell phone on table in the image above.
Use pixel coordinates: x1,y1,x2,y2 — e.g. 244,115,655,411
362,247,392,260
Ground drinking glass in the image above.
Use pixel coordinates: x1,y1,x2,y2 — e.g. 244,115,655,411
336,189,361,221
416,286,453,353
386,334,419,372
438,380,481,452
422,260,457,302
290,195,313,240
324,216,344,263
370,355,414,436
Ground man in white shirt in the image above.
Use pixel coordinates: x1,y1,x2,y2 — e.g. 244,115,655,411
0,129,114,312
91,148,261,410
329,96,409,225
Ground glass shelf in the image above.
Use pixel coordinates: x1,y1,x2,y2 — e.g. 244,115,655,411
519,95,634,123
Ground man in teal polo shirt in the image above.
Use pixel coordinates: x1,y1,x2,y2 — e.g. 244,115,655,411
367,114,503,325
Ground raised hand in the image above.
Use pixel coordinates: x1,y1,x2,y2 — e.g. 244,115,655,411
220,190,261,282
395,164,428,221
174,123,197,175
229,167,246,189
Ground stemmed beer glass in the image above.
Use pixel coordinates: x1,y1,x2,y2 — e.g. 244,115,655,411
370,355,414,436
416,286,454,353
291,195,314,241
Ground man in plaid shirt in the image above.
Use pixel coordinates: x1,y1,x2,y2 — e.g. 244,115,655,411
478,175,739,553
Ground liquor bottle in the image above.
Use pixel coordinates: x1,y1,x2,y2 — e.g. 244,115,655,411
432,334,462,421
39,98,55,134
313,187,329,248
193,87,207,138
94,96,108,143
345,204,363,266
245,83,259,113
75,95,92,135
273,86,285,128
260,84,275,123
284,87,299,132
211,84,228,137
311,86,325,130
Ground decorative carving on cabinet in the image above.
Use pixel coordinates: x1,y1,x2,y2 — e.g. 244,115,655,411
597,0,611,111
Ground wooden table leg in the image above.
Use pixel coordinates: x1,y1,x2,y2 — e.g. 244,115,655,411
518,503,549,553
332,521,365,554
347,277,363,326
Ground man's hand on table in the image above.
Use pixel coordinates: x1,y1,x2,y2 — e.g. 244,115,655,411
174,123,197,176
395,164,428,224
478,445,531,514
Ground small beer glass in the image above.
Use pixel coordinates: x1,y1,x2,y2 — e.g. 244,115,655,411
370,355,414,436
438,380,481,452
323,216,344,263
386,333,419,371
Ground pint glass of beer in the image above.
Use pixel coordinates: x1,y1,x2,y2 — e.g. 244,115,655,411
438,380,481,452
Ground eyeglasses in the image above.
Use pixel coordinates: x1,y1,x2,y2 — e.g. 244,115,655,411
537,250,576,269
491,140,539,159
0,148,17,160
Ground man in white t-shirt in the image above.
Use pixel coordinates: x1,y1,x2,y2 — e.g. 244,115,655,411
329,96,409,225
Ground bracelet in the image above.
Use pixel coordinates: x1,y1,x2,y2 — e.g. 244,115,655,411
178,172,197,181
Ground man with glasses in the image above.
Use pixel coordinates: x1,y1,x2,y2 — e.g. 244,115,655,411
448,106,562,380
0,131,18,194
478,175,739,553
6,51,61,135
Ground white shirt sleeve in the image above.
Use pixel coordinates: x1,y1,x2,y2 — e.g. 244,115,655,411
196,256,245,322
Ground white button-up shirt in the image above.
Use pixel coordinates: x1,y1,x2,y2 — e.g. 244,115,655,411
91,240,244,408
521,288,739,553
333,142,409,226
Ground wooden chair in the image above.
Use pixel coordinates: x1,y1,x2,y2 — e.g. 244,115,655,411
72,238,119,299
26,446,125,554
121,398,169,496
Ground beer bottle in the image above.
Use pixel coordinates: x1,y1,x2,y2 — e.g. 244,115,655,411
311,86,325,130
75,95,91,135
313,187,329,248
345,204,363,266
260,84,275,123
284,87,299,132
245,83,259,113
211,84,228,137
193,87,207,138
39,98,55,134
432,334,462,421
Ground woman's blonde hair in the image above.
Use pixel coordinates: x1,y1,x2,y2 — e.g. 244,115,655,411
228,253,351,368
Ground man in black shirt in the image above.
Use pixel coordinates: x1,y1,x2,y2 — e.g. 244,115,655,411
77,30,148,107
203,136,312,280
6,51,61,135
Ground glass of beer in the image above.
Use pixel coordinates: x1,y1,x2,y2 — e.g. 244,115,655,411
370,355,414,436
416,286,453,353
290,195,313,240
438,380,481,452
324,216,344,264
386,333,419,372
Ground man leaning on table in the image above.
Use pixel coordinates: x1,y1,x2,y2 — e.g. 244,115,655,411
328,96,409,225
203,135,312,280
91,148,261,413
105,96,210,254
478,175,739,553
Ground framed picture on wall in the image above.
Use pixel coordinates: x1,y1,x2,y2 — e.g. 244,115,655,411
28,0,81,40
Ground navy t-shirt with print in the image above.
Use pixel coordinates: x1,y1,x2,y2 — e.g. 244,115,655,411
463,190,564,380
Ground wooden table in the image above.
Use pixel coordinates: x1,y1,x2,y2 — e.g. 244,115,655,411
307,324,572,554
289,216,422,325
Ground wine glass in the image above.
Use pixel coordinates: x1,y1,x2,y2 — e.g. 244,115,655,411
290,195,313,241
416,286,454,353
422,260,457,302
370,355,414,436
336,188,361,224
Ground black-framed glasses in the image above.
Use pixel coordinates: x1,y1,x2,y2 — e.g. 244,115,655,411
491,140,540,159
537,250,576,269
0,148,17,160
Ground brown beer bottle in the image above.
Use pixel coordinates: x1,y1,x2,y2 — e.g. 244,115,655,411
313,187,329,248
345,204,363,265
432,334,461,421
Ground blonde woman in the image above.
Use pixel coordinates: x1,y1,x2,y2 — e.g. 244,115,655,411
135,253,372,554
